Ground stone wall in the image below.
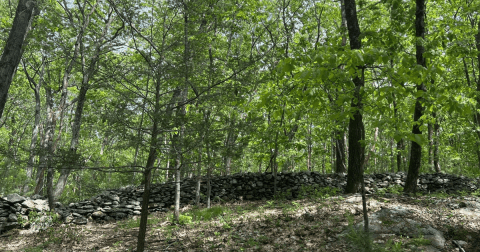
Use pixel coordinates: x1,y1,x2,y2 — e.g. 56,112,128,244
1,172,479,234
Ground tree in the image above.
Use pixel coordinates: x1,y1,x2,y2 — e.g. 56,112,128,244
0,0,37,121
404,0,427,194
343,0,365,194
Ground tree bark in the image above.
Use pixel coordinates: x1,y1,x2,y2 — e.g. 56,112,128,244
428,122,433,172
0,0,36,121
433,112,441,172
344,0,365,194
404,0,427,194
195,148,202,205
37,87,54,209
22,57,44,193
474,17,480,170
335,130,346,173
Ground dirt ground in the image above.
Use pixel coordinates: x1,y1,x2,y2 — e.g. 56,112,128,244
1,192,479,252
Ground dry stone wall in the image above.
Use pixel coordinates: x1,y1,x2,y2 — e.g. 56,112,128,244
1,172,479,234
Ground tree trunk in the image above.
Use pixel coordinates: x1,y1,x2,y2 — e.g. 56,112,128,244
475,17,480,171
22,57,44,193
136,72,162,252
344,0,365,194
195,148,202,205
433,112,441,172
404,0,427,194
136,125,158,252
38,87,55,209
428,122,433,172
335,130,346,173
174,153,181,221
0,0,36,121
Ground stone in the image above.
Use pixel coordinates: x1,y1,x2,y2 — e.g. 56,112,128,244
73,217,87,225
8,213,17,222
343,206,446,249
6,194,26,204
92,211,105,218
33,200,49,212
21,200,35,209
31,194,44,200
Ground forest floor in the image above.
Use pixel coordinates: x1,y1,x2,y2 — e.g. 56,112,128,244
1,189,480,252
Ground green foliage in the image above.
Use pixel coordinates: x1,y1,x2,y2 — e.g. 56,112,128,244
1,0,480,204
376,185,404,196
407,236,431,246
344,226,404,252
298,186,340,200
189,206,228,222
17,211,61,231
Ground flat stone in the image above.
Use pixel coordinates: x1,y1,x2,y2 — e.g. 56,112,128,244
73,217,87,225
6,194,26,204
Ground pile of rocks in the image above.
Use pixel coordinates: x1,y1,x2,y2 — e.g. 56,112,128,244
1,172,479,234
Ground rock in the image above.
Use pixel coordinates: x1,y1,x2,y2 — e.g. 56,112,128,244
344,206,446,249
6,194,26,204
31,194,44,200
8,213,17,222
21,200,35,209
92,211,105,218
73,217,87,225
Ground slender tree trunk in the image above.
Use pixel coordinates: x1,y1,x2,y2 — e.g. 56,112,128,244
390,138,395,173
433,112,441,172
428,122,434,172
195,148,202,205
0,0,36,121
334,0,347,175
335,130,346,173
136,72,162,252
404,0,427,194
306,121,312,171
174,153,181,221
363,126,378,171
136,124,158,252
22,57,44,193
205,128,212,208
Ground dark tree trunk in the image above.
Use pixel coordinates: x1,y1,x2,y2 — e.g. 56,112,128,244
335,130,346,173
136,76,161,252
404,0,427,194
344,0,365,194
0,0,36,121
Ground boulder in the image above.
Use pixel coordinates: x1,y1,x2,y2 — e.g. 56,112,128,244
5,194,26,204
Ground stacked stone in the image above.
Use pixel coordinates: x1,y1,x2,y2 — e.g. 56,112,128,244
1,172,480,234
0,194,50,234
